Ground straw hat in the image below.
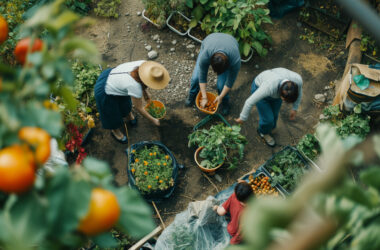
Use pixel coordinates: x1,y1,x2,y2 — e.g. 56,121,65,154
138,61,170,89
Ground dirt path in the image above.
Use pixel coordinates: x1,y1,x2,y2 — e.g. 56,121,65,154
83,0,346,226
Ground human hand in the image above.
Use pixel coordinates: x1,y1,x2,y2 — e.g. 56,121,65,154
153,118,160,126
214,96,222,105
200,97,208,108
289,110,297,120
234,118,244,124
213,205,219,212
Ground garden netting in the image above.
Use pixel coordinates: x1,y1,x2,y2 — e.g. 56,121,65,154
154,180,241,250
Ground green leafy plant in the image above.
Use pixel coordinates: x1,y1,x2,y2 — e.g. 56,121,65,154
146,102,166,119
141,0,171,28
130,145,174,193
297,134,321,160
188,123,247,169
265,148,306,192
93,0,121,18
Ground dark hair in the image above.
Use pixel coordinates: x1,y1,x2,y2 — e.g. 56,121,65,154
280,81,298,103
131,66,149,101
235,182,253,203
210,52,229,75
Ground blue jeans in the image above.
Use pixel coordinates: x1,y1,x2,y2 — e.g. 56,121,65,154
251,80,282,135
189,54,230,105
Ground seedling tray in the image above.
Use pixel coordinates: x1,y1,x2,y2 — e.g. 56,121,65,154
142,9,165,29
188,22,207,43
259,146,310,195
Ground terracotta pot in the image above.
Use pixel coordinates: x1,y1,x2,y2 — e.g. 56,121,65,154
144,100,166,120
195,92,219,115
194,146,223,174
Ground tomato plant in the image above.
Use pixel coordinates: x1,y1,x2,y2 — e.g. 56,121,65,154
0,15,8,44
0,1,155,248
0,145,36,194
14,37,44,64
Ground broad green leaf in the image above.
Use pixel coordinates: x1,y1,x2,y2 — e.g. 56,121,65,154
27,52,44,66
83,157,111,179
0,192,47,249
24,0,64,27
351,224,380,250
189,19,198,28
185,0,193,8
47,11,79,31
116,187,155,238
360,167,380,190
242,42,251,56
252,41,265,56
92,232,118,248
200,0,208,4
193,5,204,20
42,64,56,79
59,86,78,112
46,169,91,235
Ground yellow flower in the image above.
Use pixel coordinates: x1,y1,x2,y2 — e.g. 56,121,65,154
132,150,136,153
144,171,148,175
155,176,159,179
165,155,169,160
148,185,152,189
144,161,148,166
135,158,139,163
153,152,156,156
157,162,161,166
159,180,163,183
131,168,135,173
373,50,377,56
149,153,153,156
163,162,167,166
43,100,51,109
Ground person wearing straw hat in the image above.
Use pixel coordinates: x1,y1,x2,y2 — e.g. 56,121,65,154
185,33,241,115
94,60,170,144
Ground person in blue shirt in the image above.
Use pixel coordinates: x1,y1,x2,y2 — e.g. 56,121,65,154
185,33,241,115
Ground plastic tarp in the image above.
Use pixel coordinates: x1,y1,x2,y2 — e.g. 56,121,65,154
269,0,305,18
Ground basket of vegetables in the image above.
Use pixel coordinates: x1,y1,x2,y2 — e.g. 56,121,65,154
195,92,219,115
144,100,166,119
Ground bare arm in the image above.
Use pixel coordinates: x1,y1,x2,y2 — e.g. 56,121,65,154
199,82,208,107
214,85,231,104
132,97,159,126
213,205,227,216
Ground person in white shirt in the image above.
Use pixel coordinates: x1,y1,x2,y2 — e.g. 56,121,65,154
235,68,303,147
94,61,170,144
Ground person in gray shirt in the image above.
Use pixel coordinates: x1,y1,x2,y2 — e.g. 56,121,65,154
185,33,241,115
235,68,303,147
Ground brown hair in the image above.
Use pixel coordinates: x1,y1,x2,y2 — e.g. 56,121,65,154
280,81,298,103
131,67,149,101
211,52,229,75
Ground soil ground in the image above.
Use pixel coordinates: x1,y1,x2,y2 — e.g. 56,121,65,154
82,0,346,228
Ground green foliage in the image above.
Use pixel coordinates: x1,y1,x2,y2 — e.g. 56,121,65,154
297,134,321,160
321,105,371,139
130,146,174,193
0,0,155,248
266,149,306,192
146,102,166,119
65,0,92,15
93,0,121,18
141,0,170,28
188,123,247,169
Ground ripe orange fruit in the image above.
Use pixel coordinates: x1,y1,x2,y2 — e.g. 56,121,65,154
14,38,44,65
0,145,36,193
0,16,8,44
19,127,51,164
78,188,121,236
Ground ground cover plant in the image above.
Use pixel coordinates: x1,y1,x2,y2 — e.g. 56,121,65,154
0,1,154,248
93,0,121,18
297,133,321,161
130,145,174,193
265,148,307,193
188,123,247,169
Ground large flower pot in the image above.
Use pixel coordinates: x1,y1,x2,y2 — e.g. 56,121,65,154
195,91,219,115
194,146,223,174
144,100,166,120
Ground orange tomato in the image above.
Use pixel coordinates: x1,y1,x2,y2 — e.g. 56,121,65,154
0,145,36,193
19,127,51,164
14,38,44,65
78,188,121,236
0,16,8,44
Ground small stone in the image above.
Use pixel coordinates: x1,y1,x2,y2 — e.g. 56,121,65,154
255,64,259,69
186,44,195,49
190,53,195,58
170,48,175,52
137,11,141,16
148,50,158,59
324,92,328,96
314,94,326,103
152,34,159,41
125,13,129,16
145,45,152,51
156,45,161,49
319,114,327,120
214,174,222,183
171,40,177,45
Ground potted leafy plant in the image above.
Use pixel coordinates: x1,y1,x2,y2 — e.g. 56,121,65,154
144,100,166,119
188,123,247,172
141,0,170,29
